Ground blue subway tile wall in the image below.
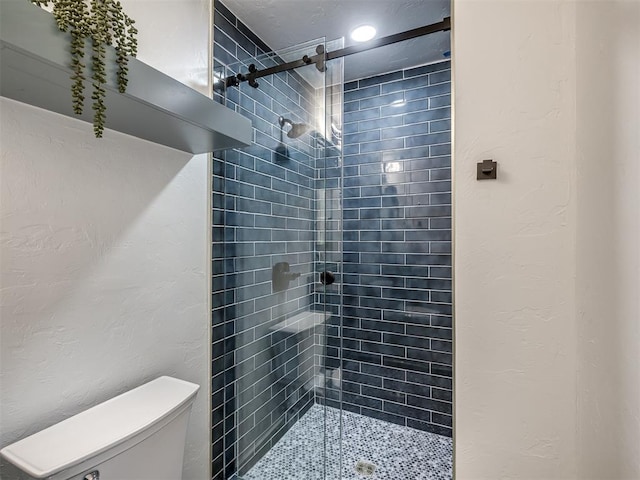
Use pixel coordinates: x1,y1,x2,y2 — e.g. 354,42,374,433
213,3,452,475
212,3,321,479
330,61,453,438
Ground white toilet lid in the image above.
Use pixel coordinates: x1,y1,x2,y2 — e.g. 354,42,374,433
0,376,199,478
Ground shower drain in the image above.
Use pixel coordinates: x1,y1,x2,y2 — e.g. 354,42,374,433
355,460,376,476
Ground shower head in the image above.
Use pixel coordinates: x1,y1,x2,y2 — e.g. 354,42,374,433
278,116,309,139
287,122,309,139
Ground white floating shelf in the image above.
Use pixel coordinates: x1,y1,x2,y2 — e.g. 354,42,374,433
0,0,252,153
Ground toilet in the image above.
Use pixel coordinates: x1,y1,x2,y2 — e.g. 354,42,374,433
0,376,199,479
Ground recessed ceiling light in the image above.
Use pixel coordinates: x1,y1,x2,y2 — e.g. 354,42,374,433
351,25,376,43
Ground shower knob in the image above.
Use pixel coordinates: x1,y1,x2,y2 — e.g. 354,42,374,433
320,271,335,286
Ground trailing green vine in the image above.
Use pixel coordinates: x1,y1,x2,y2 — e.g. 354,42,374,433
29,0,138,137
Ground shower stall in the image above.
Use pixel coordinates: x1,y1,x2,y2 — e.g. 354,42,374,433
212,3,453,479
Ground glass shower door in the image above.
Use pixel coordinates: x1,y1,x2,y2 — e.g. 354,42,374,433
212,36,344,480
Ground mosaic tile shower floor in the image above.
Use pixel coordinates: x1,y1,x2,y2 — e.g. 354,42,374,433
240,404,452,480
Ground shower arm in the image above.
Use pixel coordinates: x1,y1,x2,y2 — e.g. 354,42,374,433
225,17,451,89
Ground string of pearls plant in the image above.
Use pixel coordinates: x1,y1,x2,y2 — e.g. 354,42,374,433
30,0,138,137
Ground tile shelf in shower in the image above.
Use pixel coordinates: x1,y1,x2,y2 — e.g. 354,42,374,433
0,0,252,153
270,311,328,334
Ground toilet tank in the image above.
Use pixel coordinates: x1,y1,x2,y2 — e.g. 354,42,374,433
0,376,199,480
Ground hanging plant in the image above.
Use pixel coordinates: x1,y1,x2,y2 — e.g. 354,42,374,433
29,0,138,137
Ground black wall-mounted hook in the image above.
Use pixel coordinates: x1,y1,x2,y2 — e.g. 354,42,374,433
477,159,497,180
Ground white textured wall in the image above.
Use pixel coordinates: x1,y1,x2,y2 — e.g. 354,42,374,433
455,1,640,478
576,1,640,478
0,1,211,479
453,1,578,478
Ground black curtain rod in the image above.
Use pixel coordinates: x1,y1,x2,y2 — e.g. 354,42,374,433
225,16,451,89
327,17,451,60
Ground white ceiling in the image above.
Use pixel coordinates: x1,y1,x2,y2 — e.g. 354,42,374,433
220,0,451,82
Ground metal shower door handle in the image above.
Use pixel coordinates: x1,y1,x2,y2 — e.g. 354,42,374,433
320,271,335,285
